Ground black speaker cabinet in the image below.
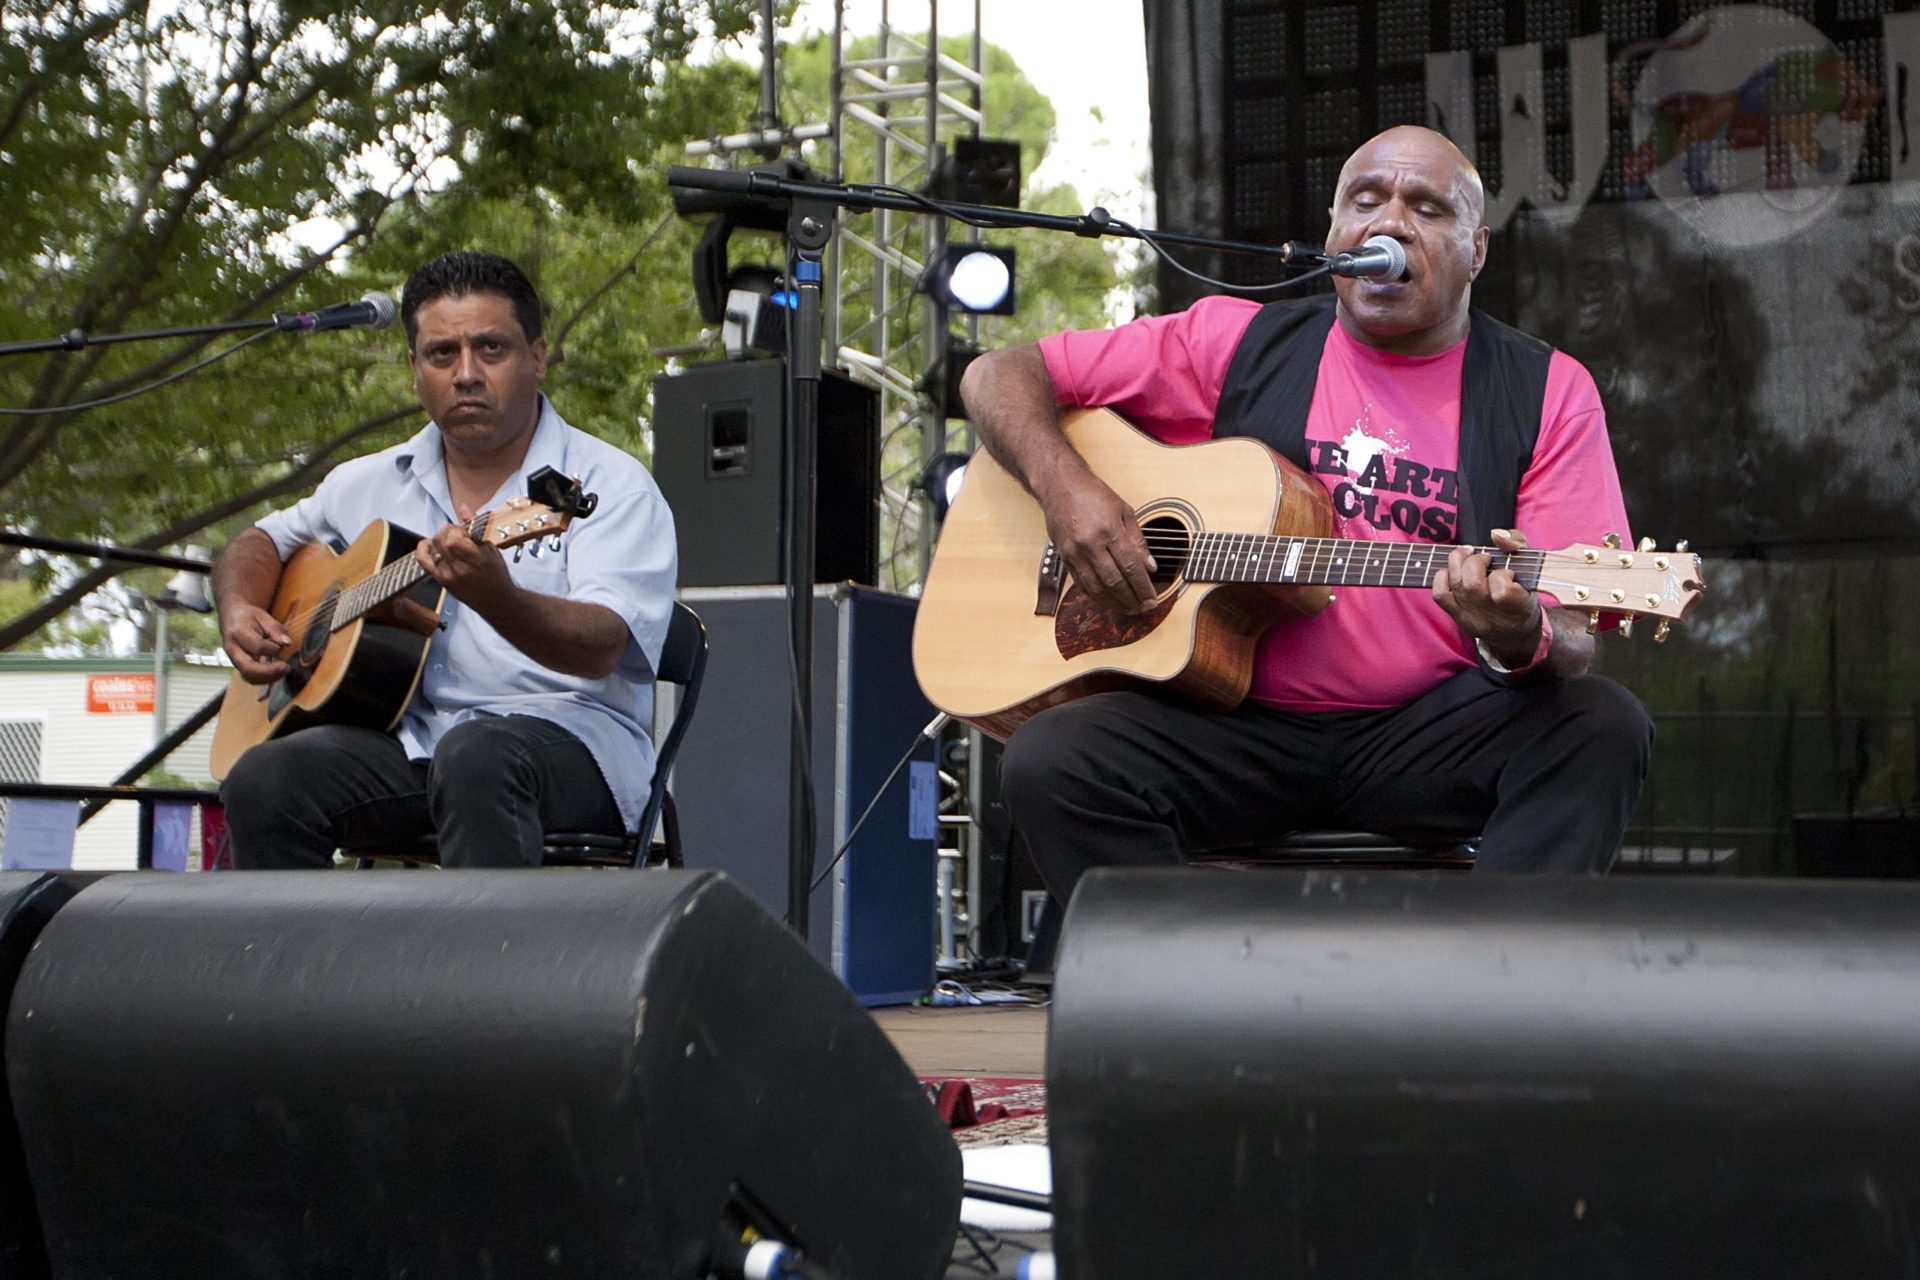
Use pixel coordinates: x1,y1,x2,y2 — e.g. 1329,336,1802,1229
675,586,936,1006
1049,868,1920,1280
653,359,879,588
7,870,960,1279
0,872,84,1280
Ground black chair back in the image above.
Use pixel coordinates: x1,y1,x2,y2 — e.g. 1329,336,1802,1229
630,599,709,858
541,599,709,869
350,601,710,870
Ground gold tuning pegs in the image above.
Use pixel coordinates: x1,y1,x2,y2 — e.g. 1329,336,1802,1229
1654,619,1672,643
1602,532,1622,549
1619,614,1635,638
1675,539,1689,552
1587,610,1601,635
1637,536,1657,552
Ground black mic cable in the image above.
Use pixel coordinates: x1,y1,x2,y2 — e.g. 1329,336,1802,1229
0,327,281,416
0,291,399,417
809,710,950,894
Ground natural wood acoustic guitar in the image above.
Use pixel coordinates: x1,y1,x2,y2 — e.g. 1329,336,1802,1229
912,408,1706,741
209,466,596,778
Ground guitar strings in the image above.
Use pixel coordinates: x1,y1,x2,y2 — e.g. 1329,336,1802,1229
1118,532,1555,574
1073,539,1670,612
269,510,491,644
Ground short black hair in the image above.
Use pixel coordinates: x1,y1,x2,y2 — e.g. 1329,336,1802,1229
400,251,544,346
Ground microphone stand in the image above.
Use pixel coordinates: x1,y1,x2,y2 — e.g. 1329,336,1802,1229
664,165,1313,942
0,310,355,359
0,531,210,573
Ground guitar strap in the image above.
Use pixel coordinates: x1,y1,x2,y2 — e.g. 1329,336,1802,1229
1212,292,1552,546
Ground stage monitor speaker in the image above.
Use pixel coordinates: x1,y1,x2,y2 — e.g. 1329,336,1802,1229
0,872,84,1280
653,358,879,588
6,870,960,1280
1048,868,1920,1280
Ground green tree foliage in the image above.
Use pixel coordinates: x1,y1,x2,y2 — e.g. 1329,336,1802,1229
0,0,760,650
1,3,1127,646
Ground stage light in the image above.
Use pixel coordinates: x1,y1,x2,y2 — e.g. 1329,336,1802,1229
916,452,972,524
158,546,212,613
675,158,813,324
922,245,1016,315
938,340,982,420
721,280,796,358
935,137,1023,208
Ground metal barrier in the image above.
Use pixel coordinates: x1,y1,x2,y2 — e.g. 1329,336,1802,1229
0,780,220,869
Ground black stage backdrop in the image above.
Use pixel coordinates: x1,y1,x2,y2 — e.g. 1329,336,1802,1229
1144,0,1920,874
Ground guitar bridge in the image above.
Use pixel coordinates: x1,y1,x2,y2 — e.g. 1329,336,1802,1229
1035,543,1065,616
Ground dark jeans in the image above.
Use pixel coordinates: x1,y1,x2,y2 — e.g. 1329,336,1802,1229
999,668,1653,904
222,716,623,869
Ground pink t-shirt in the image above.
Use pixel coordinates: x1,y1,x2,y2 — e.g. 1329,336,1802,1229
1038,296,1632,711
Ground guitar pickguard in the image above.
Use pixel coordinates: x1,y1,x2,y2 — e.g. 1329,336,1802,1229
1055,585,1178,660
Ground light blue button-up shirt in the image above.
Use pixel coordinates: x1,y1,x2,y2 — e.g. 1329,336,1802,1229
254,396,677,828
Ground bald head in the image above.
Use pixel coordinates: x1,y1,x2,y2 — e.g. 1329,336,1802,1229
1324,124,1491,356
1335,126,1486,230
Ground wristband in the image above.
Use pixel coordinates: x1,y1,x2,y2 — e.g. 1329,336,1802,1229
1476,606,1553,675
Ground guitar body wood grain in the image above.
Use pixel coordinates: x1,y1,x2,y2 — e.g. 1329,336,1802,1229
209,520,445,779
913,408,1334,741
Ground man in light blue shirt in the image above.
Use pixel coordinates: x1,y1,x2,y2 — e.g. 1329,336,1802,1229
214,251,677,867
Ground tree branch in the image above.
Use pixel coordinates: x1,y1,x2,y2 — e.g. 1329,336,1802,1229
0,3,136,154
0,404,422,652
550,213,676,360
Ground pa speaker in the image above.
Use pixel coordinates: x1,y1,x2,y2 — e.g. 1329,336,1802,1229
653,359,879,588
1048,868,1920,1280
0,872,85,1280
7,870,960,1279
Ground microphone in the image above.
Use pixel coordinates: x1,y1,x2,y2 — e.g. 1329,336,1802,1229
274,291,398,333
1328,236,1408,280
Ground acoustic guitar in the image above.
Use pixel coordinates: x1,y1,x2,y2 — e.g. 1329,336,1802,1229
209,466,597,779
912,408,1706,741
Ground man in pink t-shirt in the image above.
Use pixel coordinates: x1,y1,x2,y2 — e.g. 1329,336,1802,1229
959,126,1652,906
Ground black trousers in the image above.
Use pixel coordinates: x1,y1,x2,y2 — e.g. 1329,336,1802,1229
221,716,624,869
998,667,1653,904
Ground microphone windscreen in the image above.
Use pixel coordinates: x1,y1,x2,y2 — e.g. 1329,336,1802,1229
362,290,397,331
1362,235,1407,279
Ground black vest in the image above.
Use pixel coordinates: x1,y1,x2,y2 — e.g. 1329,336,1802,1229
1213,294,1552,546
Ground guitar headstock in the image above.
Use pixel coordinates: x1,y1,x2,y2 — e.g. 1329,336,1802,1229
476,467,600,558
1543,535,1706,641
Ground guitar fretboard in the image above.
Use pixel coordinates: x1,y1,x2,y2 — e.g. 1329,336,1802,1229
327,511,489,633
1184,532,1546,590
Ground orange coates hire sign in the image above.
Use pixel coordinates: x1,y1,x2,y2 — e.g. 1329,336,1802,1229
86,673,155,714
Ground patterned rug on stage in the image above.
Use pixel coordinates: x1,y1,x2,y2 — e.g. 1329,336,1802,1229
923,1076,1048,1148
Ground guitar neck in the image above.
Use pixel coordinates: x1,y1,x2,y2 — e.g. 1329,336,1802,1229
1184,532,1543,591
333,511,488,629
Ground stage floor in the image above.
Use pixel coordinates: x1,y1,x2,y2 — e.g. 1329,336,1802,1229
874,1003,1048,1078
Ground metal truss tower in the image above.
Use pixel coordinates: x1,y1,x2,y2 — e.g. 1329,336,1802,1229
826,0,983,593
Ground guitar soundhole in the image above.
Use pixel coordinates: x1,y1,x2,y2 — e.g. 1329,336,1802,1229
299,591,338,668
1141,514,1191,592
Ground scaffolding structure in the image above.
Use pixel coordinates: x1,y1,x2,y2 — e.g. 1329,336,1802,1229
682,3,997,969
825,0,984,592
824,3,991,969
